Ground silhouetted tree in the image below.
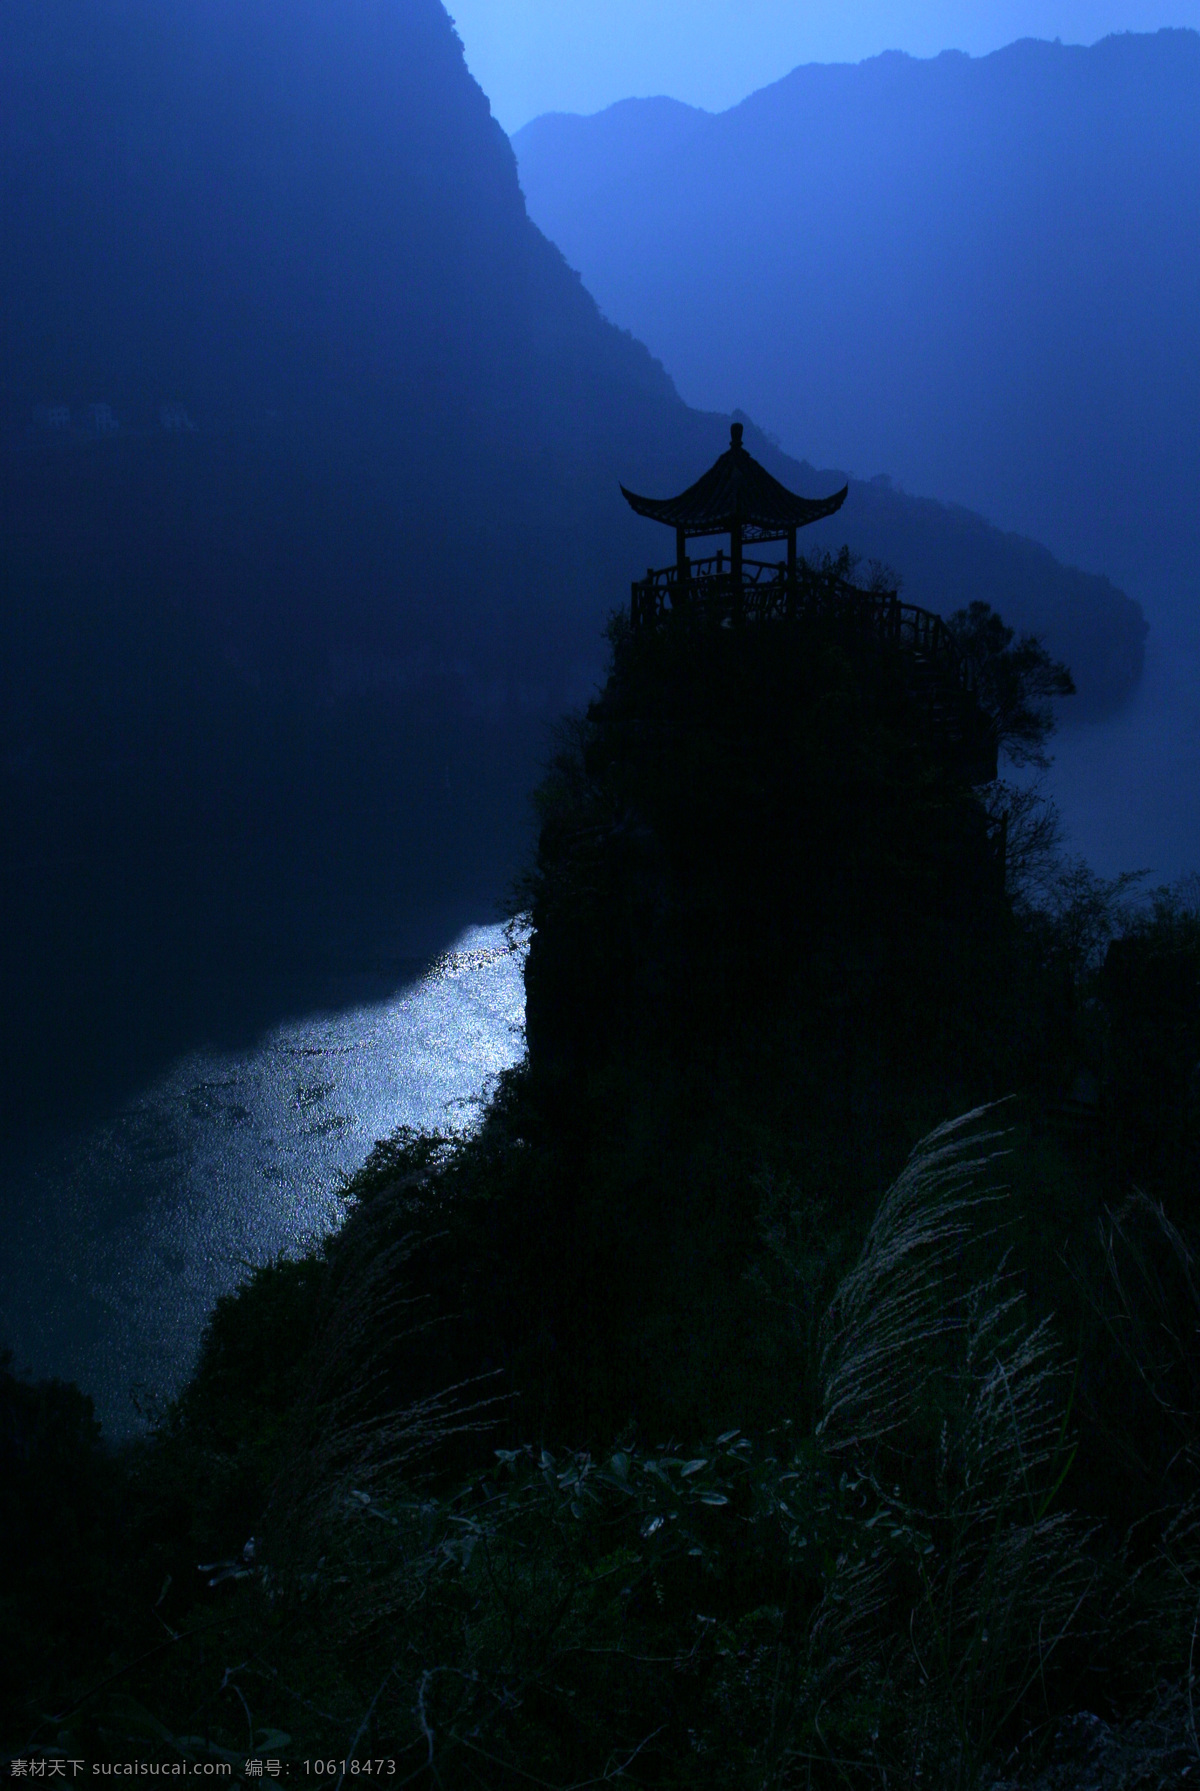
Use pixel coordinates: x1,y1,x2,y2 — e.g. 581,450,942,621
948,600,1075,768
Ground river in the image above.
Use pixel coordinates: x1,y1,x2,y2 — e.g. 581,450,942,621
1050,619,1200,884
0,923,526,1437
4,622,1199,1444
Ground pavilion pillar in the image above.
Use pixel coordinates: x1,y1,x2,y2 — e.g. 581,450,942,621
619,421,848,628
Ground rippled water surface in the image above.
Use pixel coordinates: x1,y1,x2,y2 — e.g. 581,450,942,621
0,924,525,1435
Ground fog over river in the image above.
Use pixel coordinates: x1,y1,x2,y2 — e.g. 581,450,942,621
1049,618,1200,884
0,925,526,1437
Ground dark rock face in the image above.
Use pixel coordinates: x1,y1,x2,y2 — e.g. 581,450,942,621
511,604,1031,1441
0,0,694,1130
524,609,1011,1095
0,0,687,699
0,1,1144,1135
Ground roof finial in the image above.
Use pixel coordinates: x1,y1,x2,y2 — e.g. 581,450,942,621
730,421,744,450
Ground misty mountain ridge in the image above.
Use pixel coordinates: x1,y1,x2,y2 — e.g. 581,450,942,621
0,0,1145,1133
515,29,1200,620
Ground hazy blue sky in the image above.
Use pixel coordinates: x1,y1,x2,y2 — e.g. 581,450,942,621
449,1,1200,128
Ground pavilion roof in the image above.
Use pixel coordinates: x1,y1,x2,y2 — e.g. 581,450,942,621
621,423,848,541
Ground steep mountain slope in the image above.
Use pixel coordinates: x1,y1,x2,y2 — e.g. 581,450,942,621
515,30,1200,614
0,0,690,1131
0,1,1144,1135
0,0,690,693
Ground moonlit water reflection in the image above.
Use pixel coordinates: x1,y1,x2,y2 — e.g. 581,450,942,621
0,924,526,1437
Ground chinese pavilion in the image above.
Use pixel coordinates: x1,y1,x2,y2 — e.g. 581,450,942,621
621,421,997,784
622,420,847,603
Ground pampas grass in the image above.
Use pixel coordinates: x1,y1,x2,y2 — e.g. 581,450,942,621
805,1110,1093,1789
818,1108,1011,1456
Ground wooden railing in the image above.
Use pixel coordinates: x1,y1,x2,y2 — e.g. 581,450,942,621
630,556,978,698
630,555,997,783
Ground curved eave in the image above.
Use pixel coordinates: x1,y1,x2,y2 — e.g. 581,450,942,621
620,481,848,535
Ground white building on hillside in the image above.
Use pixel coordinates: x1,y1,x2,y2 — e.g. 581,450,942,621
85,402,119,436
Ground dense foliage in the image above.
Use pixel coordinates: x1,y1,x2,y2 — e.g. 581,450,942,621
5,601,1200,1786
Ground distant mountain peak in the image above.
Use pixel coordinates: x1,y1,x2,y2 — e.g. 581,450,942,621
514,28,1200,617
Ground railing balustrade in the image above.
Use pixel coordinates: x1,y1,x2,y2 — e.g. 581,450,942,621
630,558,978,701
